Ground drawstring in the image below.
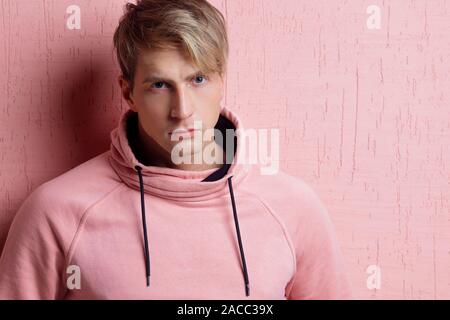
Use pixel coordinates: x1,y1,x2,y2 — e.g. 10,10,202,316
135,165,151,287
134,166,250,297
227,175,251,297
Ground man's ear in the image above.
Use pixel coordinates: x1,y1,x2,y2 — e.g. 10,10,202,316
118,75,138,112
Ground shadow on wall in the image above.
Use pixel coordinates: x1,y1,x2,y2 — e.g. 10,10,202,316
0,54,124,254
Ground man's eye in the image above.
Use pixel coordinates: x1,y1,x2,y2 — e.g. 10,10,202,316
150,75,207,90
151,81,167,89
194,75,208,84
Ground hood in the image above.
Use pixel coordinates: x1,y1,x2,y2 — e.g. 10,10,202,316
108,106,251,201
107,105,252,296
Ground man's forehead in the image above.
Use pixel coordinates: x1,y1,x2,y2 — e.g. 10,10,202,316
138,55,197,73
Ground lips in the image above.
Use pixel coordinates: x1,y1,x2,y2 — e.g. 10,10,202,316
169,128,200,140
170,128,195,135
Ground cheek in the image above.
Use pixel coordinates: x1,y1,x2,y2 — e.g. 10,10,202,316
199,95,221,126
139,110,168,139
205,104,221,128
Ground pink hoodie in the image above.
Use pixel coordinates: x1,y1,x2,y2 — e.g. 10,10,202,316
0,106,353,300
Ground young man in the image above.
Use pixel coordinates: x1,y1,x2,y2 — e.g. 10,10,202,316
0,0,353,299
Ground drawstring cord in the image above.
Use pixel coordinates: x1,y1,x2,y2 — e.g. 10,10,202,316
134,166,250,297
227,175,251,297
135,165,151,287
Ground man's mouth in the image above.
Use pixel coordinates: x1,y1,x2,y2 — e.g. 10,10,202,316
169,129,200,140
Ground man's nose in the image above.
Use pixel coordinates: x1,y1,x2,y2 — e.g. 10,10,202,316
170,87,194,120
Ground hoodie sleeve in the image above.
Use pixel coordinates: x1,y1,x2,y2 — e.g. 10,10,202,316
286,184,353,300
0,186,67,299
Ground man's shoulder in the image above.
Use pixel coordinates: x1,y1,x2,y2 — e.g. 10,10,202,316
24,151,122,218
7,151,123,258
245,164,322,203
243,164,330,225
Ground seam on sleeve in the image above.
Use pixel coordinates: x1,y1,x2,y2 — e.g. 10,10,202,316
239,189,298,297
62,182,125,295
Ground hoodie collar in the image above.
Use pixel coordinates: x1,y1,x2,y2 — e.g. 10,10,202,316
108,106,251,201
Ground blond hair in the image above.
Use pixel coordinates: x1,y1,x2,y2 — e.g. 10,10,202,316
112,0,229,91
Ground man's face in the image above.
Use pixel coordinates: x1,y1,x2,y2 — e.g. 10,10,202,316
118,47,224,167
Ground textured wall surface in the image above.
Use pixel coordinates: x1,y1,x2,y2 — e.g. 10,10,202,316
0,0,449,299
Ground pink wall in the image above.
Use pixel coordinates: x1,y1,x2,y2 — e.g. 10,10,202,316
1,0,449,299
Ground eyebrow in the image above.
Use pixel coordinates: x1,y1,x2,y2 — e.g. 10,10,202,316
142,71,205,84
